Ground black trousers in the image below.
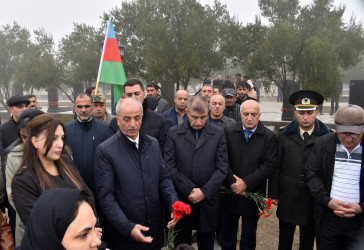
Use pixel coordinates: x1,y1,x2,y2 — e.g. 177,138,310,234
316,210,361,250
278,220,315,250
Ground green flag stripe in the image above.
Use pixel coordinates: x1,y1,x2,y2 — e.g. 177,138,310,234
99,61,126,85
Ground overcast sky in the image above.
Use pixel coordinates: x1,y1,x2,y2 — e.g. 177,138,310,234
1,0,363,45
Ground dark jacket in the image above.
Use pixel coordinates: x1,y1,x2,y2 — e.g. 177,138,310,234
306,133,364,227
65,117,109,194
12,155,81,224
223,121,278,216
157,95,169,113
209,115,237,129
0,117,18,155
109,109,172,154
163,107,188,127
270,119,330,225
223,103,241,123
164,120,228,232
95,130,178,249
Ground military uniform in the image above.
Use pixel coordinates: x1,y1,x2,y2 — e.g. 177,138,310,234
269,90,330,250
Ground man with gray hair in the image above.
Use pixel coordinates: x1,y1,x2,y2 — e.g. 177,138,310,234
164,96,228,249
306,104,364,249
95,98,179,249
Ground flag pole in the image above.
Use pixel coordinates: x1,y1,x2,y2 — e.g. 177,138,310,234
95,17,112,94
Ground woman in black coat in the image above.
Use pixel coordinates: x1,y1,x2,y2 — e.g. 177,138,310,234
12,114,89,224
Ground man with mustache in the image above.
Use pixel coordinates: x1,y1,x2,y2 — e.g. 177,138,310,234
95,98,179,249
65,93,109,196
164,96,228,249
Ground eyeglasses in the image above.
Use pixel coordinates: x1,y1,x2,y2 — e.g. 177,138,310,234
339,133,359,138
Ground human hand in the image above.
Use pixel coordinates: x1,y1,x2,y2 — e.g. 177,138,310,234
328,199,355,217
167,213,179,229
230,175,247,196
272,199,279,206
130,224,153,243
188,188,205,203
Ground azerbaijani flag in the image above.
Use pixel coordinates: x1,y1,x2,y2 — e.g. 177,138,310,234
96,17,126,108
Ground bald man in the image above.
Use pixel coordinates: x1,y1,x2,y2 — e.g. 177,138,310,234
163,90,189,126
95,98,178,249
208,95,236,129
221,100,278,250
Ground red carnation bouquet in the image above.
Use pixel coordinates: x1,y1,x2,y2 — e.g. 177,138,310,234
167,201,191,249
220,186,273,217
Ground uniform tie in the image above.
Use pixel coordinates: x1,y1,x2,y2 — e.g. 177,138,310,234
303,132,310,144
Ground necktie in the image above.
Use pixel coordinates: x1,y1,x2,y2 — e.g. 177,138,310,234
244,130,252,141
303,132,309,144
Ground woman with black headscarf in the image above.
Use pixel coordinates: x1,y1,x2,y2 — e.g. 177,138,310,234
19,188,101,250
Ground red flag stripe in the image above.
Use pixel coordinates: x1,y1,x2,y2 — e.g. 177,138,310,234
103,38,122,63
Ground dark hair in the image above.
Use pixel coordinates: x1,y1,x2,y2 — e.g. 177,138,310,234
187,96,208,113
175,244,195,250
146,83,160,90
237,81,251,90
24,94,36,99
123,79,144,91
243,75,250,79
222,81,234,90
85,87,95,95
17,114,85,190
17,109,45,138
70,190,96,223
235,73,241,77
74,93,93,103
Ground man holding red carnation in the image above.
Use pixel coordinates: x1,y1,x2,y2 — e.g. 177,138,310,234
164,96,228,250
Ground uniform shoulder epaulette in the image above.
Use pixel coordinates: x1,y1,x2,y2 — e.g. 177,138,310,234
279,126,285,131
330,128,336,132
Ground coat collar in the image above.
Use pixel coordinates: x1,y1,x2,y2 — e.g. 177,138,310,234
232,121,265,135
117,129,151,150
283,119,330,136
177,119,213,150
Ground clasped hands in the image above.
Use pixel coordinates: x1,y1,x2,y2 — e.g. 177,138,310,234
328,198,363,217
188,188,205,203
230,174,247,196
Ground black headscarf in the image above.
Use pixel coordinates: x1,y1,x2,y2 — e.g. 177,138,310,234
20,188,82,250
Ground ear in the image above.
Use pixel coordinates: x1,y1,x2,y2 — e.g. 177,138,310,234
8,106,13,114
31,136,38,149
115,116,120,127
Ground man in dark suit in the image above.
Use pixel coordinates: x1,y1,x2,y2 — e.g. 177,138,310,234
221,100,278,250
95,98,178,249
164,96,228,250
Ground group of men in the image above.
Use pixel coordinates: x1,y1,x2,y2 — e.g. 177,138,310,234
0,79,363,250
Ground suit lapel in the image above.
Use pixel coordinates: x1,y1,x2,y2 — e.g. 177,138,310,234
195,128,210,150
184,129,197,146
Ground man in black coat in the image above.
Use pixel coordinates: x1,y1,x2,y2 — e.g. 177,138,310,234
306,105,364,250
164,96,228,250
95,98,178,249
270,90,330,250
0,95,29,235
65,93,109,195
108,79,172,155
221,100,278,250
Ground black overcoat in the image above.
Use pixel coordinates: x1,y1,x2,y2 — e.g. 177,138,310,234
95,131,178,249
223,121,278,217
164,120,228,232
270,119,330,225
